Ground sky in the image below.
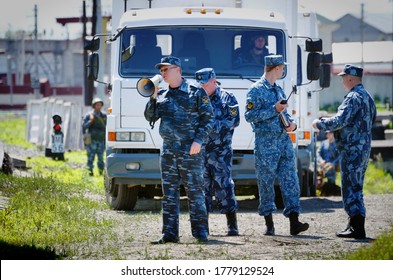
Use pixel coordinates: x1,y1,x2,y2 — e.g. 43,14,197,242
0,0,392,40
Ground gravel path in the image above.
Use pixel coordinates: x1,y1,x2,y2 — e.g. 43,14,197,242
101,194,393,260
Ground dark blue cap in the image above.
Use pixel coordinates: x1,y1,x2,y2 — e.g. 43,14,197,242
338,64,363,77
155,56,181,69
195,68,216,84
264,54,287,67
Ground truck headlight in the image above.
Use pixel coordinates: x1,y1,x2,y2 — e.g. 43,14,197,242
130,132,145,141
115,132,145,142
116,132,130,141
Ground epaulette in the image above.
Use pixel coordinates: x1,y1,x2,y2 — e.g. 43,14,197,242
189,83,199,92
225,90,235,97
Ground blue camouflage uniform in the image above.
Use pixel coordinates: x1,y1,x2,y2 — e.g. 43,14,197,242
145,77,214,241
202,85,240,214
82,105,107,174
245,64,301,217
317,137,340,183
315,79,376,218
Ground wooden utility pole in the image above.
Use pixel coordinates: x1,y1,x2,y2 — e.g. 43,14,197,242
83,1,93,106
33,4,40,99
86,0,97,105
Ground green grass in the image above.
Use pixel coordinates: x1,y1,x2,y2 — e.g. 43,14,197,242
321,99,392,114
27,152,105,194
0,172,114,259
0,116,36,149
345,226,393,260
0,116,114,259
335,162,393,195
363,163,393,194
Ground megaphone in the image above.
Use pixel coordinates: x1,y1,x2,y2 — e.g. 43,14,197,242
136,74,162,97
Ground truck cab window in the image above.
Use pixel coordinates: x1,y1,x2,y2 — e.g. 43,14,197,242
119,27,285,79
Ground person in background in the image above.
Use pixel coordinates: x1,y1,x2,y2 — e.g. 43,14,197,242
312,64,376,239
195,67,240,236
245,54,309,236
82,97,107,176
144,56,214,244
234,34,269,66
317,130,340,185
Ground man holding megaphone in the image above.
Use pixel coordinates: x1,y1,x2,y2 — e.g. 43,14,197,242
144,56,214,244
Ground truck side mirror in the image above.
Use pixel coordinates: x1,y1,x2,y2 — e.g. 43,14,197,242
84,37,100,52
307,52,321,81
305,38,322,52
319,64,331,88
87,53,99,81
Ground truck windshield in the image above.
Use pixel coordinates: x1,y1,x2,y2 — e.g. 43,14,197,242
119,26,286,79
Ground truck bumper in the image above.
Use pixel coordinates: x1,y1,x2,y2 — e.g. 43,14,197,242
106,150,259,186
106,152,161,185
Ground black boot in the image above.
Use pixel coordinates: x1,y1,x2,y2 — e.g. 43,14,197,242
226,212,239,236
264,214,275,236
336,217,353,238
336,215,366,239
289,212,309,235
151,235,179,245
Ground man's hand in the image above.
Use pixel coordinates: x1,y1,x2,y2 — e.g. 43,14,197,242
285,121,297,132
312,119,319,129
190,142,201,155
151,87,159,99
275,99,288,113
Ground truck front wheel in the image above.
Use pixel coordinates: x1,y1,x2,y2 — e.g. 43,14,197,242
107,184,139,210
104,172,139,210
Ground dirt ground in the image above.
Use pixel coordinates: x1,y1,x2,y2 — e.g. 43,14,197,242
101,193,393,260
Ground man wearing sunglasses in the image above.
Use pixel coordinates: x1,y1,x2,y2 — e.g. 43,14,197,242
145,56,214,244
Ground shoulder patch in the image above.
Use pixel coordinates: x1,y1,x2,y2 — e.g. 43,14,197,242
202,96,210,104
230,107,238,117
246,102,254,110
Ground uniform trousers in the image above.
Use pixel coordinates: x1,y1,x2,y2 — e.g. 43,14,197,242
254,131,301,217
203,147,238,214
86,140,105,172
339,147,370,217
160,145,209,240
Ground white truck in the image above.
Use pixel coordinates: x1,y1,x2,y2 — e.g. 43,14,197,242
87,0,331,210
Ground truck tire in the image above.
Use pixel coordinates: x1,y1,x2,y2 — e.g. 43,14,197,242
107,184,139,210
104,171,138,210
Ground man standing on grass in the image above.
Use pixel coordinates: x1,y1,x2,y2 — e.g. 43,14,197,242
82,97,107,176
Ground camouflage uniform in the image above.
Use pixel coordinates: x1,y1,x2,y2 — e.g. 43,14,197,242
317,137,340,184
145,78,214,241
203,86,240,214
82,105,107,175
245,76,301,217
315,83,376,217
